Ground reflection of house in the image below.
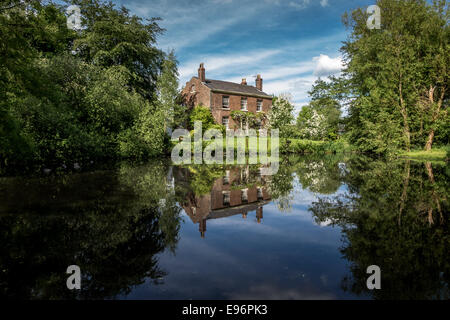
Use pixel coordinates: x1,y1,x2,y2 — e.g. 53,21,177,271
181,167,271,238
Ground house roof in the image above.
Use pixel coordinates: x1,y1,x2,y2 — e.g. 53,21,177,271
194,77,272,98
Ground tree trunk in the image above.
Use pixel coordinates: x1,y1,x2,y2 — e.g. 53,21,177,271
424,129,434,151
399,81,411,152
423,86,445,151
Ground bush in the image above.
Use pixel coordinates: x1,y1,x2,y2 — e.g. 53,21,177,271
189,105,216,131
119,103,166,159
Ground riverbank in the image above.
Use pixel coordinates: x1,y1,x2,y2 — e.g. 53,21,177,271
170,137,353,155
398,147,449,162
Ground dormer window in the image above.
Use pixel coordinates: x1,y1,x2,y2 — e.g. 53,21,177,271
240,98,247,111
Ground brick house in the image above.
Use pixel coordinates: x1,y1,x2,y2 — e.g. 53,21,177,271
181,63,273,130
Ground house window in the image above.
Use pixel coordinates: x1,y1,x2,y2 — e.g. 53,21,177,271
240,98,247,111
222,96,229,109
256,100,262,112
190,85,196,93
222,116,229,128
223,191,230,206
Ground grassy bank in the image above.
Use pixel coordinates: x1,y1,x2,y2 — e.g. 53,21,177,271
170,137,353,155
398,147,449,161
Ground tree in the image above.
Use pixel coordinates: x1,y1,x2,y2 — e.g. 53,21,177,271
297,106,328,140
268,93,295,137
188,105,217,132
156,50,184,132
69,0,165,100
308,79,342,140
0,0,168,170
297,78,343,140
341,0,448,154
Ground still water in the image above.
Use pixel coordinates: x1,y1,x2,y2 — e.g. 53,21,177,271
0,155,448,299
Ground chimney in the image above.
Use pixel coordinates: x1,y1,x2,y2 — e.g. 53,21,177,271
198,63,205,82
241,78,247,85
255,74,263,91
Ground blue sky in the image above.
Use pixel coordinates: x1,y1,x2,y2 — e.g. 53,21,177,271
112,0,374,113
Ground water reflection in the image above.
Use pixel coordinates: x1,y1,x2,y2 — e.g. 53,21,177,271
0,155,448,299
175,165,272,237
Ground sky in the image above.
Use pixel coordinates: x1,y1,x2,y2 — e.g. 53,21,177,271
112,0,374,113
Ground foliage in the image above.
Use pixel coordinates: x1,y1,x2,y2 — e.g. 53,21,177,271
341,0,449,154
0,160,182,298
297,78,343,141
0,0,171,172
297,107,328,140
310,157,449,299
267,94,295,137
156,50,186,130
188,105,216,131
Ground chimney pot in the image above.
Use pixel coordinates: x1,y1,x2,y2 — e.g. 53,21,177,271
241,78,247,85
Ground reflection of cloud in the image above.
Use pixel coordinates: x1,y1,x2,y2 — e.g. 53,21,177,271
226,284,336,299
317,219,333,227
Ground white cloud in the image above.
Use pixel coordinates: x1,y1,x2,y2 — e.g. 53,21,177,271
313,54,343,76
179,49,281,83
289,0,311,10
320,0,329,7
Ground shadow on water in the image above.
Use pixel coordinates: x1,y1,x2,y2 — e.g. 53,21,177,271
0,155,448,299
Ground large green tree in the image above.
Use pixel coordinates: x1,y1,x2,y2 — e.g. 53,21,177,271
268,93,295,138
342,0,449,154
0,0,171,171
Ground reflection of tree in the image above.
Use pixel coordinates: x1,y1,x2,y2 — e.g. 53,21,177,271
294,155,342,194
310,156,449,299
0,161,181,299
181,164,224,195
268,154,344,212
268,157,295,212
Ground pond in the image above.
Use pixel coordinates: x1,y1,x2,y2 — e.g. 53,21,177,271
0,155,448,299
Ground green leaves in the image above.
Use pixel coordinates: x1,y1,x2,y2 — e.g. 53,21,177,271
342,0,449,154
0,1,171,170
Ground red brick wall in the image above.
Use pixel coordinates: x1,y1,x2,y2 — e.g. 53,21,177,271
210,92,272,129
181,77,211,109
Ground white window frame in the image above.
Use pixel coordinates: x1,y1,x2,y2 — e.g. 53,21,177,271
222,116,229,128
222,96,230,109
256,100,262,112
240,97,248,111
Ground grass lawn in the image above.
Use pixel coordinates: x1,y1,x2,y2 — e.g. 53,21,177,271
399,147,449,161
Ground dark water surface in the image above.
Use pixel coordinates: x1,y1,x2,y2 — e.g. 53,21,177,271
0,155,448,299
